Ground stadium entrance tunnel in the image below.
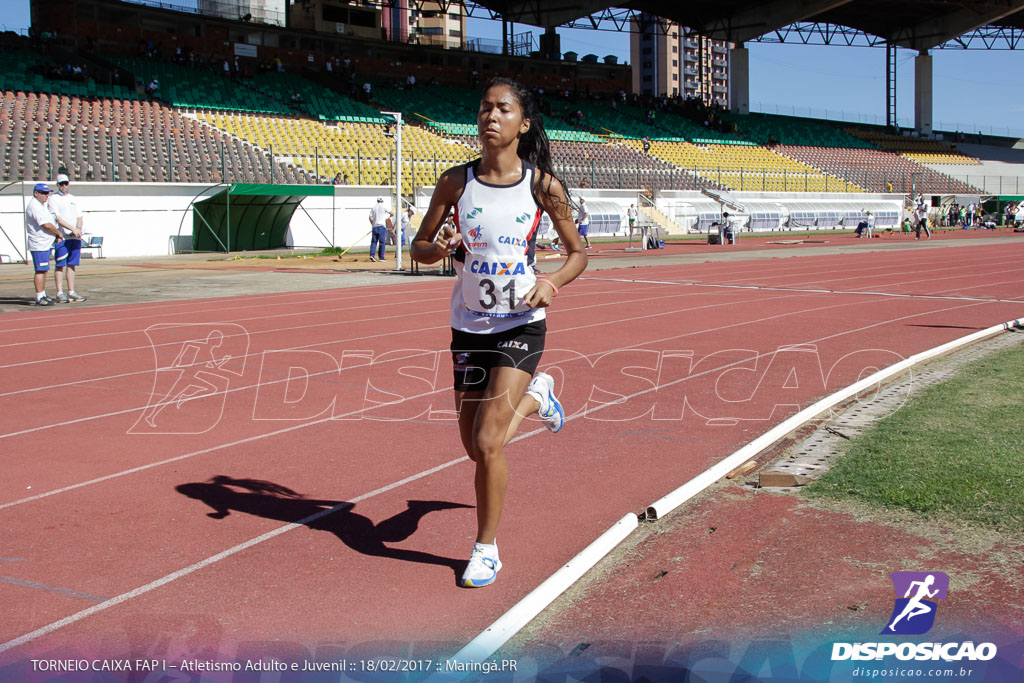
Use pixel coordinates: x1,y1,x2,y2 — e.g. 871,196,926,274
191,184,333,252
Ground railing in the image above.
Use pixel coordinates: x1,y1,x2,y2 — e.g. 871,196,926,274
750,102,1024,139
8,137,1008,197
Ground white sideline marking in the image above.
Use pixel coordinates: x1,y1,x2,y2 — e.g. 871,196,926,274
446,315,1023,671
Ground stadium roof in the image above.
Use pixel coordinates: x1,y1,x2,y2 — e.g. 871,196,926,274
473,0,1024,51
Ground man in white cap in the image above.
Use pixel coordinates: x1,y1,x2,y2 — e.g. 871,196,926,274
367,196,392,262
25,182,63,306
48,173,88,302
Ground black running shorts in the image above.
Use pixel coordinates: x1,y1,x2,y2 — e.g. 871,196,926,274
450,319,546,392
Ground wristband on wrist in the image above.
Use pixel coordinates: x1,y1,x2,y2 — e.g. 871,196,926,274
537,278,559,297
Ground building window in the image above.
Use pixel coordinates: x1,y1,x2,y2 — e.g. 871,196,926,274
449,29,461,37
448,12,460,19
643,61,652,69
672,73,678,80
672,46,677,53
672,60,677,67
642,47,652,55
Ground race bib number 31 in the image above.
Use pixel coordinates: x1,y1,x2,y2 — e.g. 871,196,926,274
462,255,535,318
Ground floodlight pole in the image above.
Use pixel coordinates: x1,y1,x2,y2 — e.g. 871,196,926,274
382,110,404,271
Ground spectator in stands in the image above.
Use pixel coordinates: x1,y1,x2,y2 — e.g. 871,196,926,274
407,74,416,89
291,92,303,104
145,79,160,97
343,174,351,185
25,183,63,306
332,173,343,185
642,137,651,155
368,196,392,262
362,82,372,102
48,174,87,303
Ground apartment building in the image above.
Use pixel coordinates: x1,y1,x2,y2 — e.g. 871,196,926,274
630,15,729,105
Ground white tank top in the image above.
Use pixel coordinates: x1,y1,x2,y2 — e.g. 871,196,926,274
450,160,545,334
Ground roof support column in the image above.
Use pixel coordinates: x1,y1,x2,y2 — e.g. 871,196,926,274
729,43,749,115
914,51,933,135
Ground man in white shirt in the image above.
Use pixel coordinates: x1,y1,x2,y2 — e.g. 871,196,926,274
576,197,592,249
914,202,931,240
48,174,88,303
398,207,414,248
720,211,736,245
25,183,64,306
368,196,392,262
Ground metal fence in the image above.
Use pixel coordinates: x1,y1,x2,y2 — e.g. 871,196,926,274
12,139,1018,197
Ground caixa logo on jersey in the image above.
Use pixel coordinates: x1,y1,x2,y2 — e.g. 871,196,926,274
831,571,998,663
469,260,528,275
498,235,528,248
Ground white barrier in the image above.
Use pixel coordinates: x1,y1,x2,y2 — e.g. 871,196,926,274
0,182,395,259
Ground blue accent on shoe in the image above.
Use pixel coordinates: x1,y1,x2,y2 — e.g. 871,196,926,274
545,388,565,433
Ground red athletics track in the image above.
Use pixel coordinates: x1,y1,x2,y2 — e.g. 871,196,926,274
1,241,1024,671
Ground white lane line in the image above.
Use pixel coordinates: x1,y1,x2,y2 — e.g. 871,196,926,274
0,454,468,656
0,576,109,604
0,283,662,371
584,276,1024,304
0,291,452,350
0,294,984,512
0,287,766,426
0,285,442,335
0,297,995,655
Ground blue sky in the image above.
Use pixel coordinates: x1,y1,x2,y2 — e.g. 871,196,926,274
6,1,1021,136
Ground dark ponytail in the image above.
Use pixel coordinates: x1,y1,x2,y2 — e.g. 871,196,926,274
483,77,569,211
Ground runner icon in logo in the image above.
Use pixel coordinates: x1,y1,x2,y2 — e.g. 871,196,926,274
141,330,232,428
131,323,249,434
883,571,949,635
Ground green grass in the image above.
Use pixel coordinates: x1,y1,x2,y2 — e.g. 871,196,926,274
804,340,1024,532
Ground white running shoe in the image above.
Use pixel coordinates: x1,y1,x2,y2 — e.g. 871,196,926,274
527,371,564,433
461,544,501,588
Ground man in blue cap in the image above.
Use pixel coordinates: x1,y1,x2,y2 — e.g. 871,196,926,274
25,183,64,306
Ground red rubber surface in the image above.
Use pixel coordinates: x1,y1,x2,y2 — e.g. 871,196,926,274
1,240,1023,665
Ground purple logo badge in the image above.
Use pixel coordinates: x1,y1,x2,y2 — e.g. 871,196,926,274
882,572,949,635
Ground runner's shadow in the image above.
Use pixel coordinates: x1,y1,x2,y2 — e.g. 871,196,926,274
175,476,470,575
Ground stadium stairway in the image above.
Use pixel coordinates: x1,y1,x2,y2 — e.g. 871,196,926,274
639,203,688,236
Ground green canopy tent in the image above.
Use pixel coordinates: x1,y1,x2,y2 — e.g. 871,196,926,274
190,184,334,252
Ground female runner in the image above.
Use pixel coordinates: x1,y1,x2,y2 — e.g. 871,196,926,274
410,78,587,587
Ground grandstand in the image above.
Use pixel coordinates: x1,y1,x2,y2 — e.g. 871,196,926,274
2,0,1020,258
